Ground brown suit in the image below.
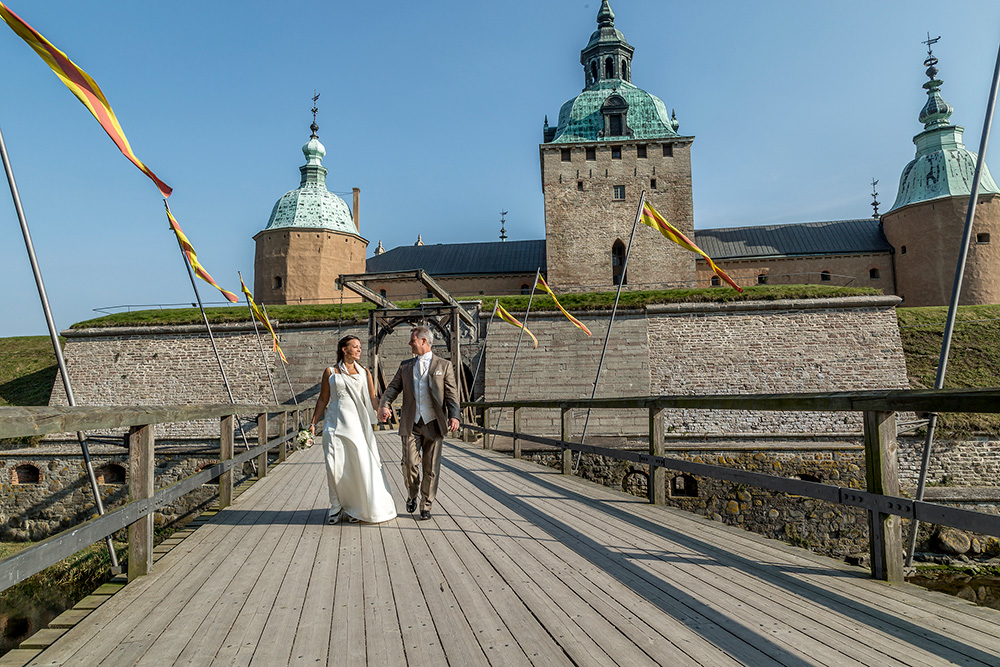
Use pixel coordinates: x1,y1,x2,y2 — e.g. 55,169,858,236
380,354,460,510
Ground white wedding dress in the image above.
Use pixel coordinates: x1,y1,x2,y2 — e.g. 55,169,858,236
321,363,397,523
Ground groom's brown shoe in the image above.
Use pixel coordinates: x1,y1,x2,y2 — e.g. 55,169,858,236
406,497,417,513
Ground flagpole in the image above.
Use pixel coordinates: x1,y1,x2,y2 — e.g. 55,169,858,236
905,36,1000,567
0,121,120,571
468,300,499,402
576,190,646,472
491,269,541,449
167,203,253,457
260,301,299,417
240,272,279,405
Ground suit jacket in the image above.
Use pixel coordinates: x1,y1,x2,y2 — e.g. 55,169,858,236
380,354,460,437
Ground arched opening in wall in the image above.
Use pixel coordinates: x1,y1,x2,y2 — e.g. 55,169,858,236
273,276,283,290
869,268,881,279
670,474,698,498
604,57,614,79
978,232,991,244
900,245,907,255
95,464,126,485
379,289,387,298
520,284,531,295
612,240,627,286
590,61,598,83
711,276,721,287
12,464,40,485
621,59,629,81
820,270,831,282
793,473,822,483
757,273,768,285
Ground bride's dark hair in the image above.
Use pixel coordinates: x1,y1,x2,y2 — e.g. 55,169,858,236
336,335,360,366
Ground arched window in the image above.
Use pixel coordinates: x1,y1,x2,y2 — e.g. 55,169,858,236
95,464,126,485
273,276,282,290
820,270,831,282
612,240,627,286
12,464,40,485
900,245,907,255
605,57,614,79
757,273,768,285
869,268,880,280
379,289,387,298
621,59,629,81
711,276,721,287
670,474,698,498
590,61,598,83
520,284,531,295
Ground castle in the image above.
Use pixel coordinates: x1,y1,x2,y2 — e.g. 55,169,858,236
254,0,1000,309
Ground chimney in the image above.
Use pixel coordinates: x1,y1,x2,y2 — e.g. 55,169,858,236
352,188,360,232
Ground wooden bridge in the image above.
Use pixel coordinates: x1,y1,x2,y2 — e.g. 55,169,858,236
2,392,1000,665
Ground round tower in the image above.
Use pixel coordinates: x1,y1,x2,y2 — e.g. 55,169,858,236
253,114,367,305
540,0,695,291
882,42,1000,307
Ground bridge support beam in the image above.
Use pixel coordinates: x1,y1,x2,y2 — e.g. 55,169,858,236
128,424,154,581
279,411,288,463
220,415,234,509
561,408,573,475
512,407,522,459
648,407,665,505
257,413,269,478
864,410,903,582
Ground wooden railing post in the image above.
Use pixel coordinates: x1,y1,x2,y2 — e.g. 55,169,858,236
220,414,234,509
513,406,522,459
127,423,154,581
561,407,573,475
257,413,269,478
863,410,903,582
483,407,492,450
279,411,288,463
649,407,665,505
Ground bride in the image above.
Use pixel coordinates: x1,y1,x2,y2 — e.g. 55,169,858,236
309,335,397,524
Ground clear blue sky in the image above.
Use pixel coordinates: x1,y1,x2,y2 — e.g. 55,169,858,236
1,0,998,337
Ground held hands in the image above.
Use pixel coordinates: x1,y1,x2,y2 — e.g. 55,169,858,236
378,406,392,423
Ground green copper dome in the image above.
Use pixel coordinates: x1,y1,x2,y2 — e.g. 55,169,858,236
889,49,999,212
264,124,356,233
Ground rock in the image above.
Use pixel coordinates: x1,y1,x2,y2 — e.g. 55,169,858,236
957,586,978,603
970,538,983,556
845,553,870,568
737,490,752,502
725,500,740,515
934,527,972,556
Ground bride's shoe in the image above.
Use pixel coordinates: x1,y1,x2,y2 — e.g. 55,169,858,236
328,510,342,525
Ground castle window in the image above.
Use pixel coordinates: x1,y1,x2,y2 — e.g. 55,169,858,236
820,270,831,282
561,148,571,162
609,115,623,136
978,233,991,244
650,178,657,189
380,289,387,298
637,145,647,158
577,181,584,191
711,276,721,287
605,57,614,79
611,146,622,159
757,274,768,285
670,474,698,497
613,185,626,200
612,240,627,285
869,268,881,280
12,464,40,485
622,59,629,82
96,464,126,485
663,144,673,157
590,61,598,83
521,284,531,295
900,245,907,255
273,276,283,290
586,147,596,161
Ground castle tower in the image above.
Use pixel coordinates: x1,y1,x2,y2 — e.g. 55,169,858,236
253,114,367,304
540,0,696,291
882,42,1000,307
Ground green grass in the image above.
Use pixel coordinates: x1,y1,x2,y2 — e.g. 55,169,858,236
0,336,60,407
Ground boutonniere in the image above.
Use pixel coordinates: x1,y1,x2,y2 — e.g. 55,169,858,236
434,370,443,375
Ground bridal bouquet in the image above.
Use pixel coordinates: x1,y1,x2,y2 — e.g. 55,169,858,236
296,428,314,449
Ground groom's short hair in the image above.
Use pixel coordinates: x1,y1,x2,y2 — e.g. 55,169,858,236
412,325,433,345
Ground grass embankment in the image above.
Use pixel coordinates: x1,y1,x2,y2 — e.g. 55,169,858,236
72,284,882,329
0,336,61,408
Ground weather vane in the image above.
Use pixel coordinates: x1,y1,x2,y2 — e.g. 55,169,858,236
310,91,321,138
500,210,508,242
871,178,880,218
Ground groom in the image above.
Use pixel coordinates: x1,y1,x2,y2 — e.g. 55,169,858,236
378,325,460,520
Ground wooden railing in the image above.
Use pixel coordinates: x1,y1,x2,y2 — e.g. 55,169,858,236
462,388,1000,582
0,404,304,592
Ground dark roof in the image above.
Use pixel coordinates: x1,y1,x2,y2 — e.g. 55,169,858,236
366,239,545,276
693,219,891,260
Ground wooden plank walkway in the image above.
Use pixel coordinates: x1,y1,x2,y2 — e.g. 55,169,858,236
26,433,1000,666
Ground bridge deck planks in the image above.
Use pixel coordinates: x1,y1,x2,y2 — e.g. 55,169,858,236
29,434,1000,666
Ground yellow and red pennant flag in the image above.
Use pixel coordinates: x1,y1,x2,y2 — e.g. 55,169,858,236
165,204,238,303
496,303,538,349
639,201,743,292
239,273,287,364
0,3,172,198
536,276,591,336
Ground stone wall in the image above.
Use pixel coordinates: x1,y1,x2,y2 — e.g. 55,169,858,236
701,253,896,293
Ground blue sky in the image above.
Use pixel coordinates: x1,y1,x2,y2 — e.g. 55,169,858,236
1,0,998,337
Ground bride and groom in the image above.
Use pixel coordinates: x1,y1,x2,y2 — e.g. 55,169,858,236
309,326,460,524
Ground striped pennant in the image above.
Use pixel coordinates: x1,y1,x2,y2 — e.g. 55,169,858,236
496,303,538,349
165,203,238,303
537,276,591,336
